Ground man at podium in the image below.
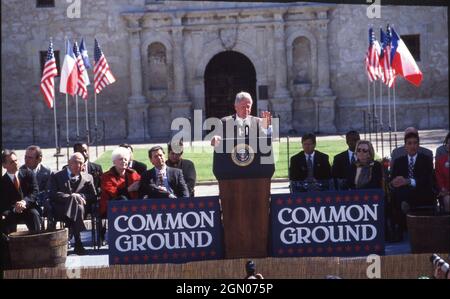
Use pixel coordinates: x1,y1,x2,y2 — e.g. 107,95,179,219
210,91,275,259
210,91,272,147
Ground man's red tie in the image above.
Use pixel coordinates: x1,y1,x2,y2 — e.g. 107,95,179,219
13,174,20,191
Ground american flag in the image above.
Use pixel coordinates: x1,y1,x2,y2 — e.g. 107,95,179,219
40,41,58,109
365,28,383,82
94,39,116,94
73,41,88,99
380,26,396,88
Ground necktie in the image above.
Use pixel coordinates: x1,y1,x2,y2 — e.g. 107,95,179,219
158,171,164,187
13,174,20,191
351,153,356,164
408,157,414,178
307,155,314,179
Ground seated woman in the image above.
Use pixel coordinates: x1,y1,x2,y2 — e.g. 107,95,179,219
99,147,141,218
435,132,450,212
344,140,382,190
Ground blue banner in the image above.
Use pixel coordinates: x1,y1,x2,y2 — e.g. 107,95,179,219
271,189,385,257
108,196,224,265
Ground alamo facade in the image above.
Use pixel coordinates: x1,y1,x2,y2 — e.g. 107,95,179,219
1,1,448,146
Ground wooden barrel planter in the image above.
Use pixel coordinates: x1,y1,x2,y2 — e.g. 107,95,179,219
8,228,68,269
406,210,450,253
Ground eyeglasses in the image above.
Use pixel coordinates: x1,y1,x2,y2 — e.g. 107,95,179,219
356,148,369,153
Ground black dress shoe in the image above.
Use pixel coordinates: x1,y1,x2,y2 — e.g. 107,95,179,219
74,244,86,255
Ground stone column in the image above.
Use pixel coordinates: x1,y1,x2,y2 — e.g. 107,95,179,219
273,13,289,98
123,13,149,140
172,16,188,101
312,11,336,133
270,12,293,133
315,12,332,97
170,14,192,126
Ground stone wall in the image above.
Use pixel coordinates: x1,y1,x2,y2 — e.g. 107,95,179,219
1,0,144,146
1,1,448,148
327,4,448,133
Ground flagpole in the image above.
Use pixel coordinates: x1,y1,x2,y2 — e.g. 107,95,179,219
75,94,80,140
65,37,70,163
95,91,98,158
393,82,397,148
85,97,90,145
50,37,59,168
366,76,370,141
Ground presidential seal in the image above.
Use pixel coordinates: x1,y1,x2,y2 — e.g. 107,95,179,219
231,143,255,167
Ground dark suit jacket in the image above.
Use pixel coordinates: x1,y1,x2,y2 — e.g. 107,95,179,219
166,159,196,197
344,161,383,190
332,150,353,179
130,160,147,176
19,164,52,193
289,150,331,181
390,153,434,204
1,169,39,214
138,166,189,199
48,170,97,218
63,161,103,197
86,161,103,193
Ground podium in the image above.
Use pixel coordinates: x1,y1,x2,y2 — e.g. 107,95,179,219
213,136,275,258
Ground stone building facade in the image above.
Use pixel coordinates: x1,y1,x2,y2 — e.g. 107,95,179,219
1,0,448,146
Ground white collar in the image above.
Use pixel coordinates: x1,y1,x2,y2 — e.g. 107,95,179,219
235,115,250,124
408,153,418,163
28,163,41,174
7,171,19,182
306,151,315,159
348,150,355,161
156,166,167,174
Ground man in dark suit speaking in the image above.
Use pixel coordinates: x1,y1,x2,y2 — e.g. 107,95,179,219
139,146,189,199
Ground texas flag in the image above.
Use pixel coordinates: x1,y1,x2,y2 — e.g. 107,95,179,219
59,39,78,95
390,27,423,87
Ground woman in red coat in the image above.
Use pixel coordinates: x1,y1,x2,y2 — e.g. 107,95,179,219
435,132,450,212
99,147,141,218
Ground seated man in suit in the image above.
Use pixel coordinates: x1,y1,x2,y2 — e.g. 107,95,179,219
289,133,332,191
332,130,360,190
20,145,52,216
73,143,103,196
139,146,189,199
210,91,272,147
119,143,147,175
390,127,433,167
166,141,197,197
390,132,434,241
1,150,41,234
49,152,97,255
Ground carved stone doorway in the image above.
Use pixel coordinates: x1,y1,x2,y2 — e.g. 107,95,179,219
204,51,257,119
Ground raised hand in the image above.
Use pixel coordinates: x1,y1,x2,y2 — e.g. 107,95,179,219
261,111,272,129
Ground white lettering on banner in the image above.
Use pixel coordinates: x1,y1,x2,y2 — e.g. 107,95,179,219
115,231,213,252
280,225,378,244
278,204,378,225
114,211,215,232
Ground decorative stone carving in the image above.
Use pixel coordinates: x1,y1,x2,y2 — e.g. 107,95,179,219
219,27,238,50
